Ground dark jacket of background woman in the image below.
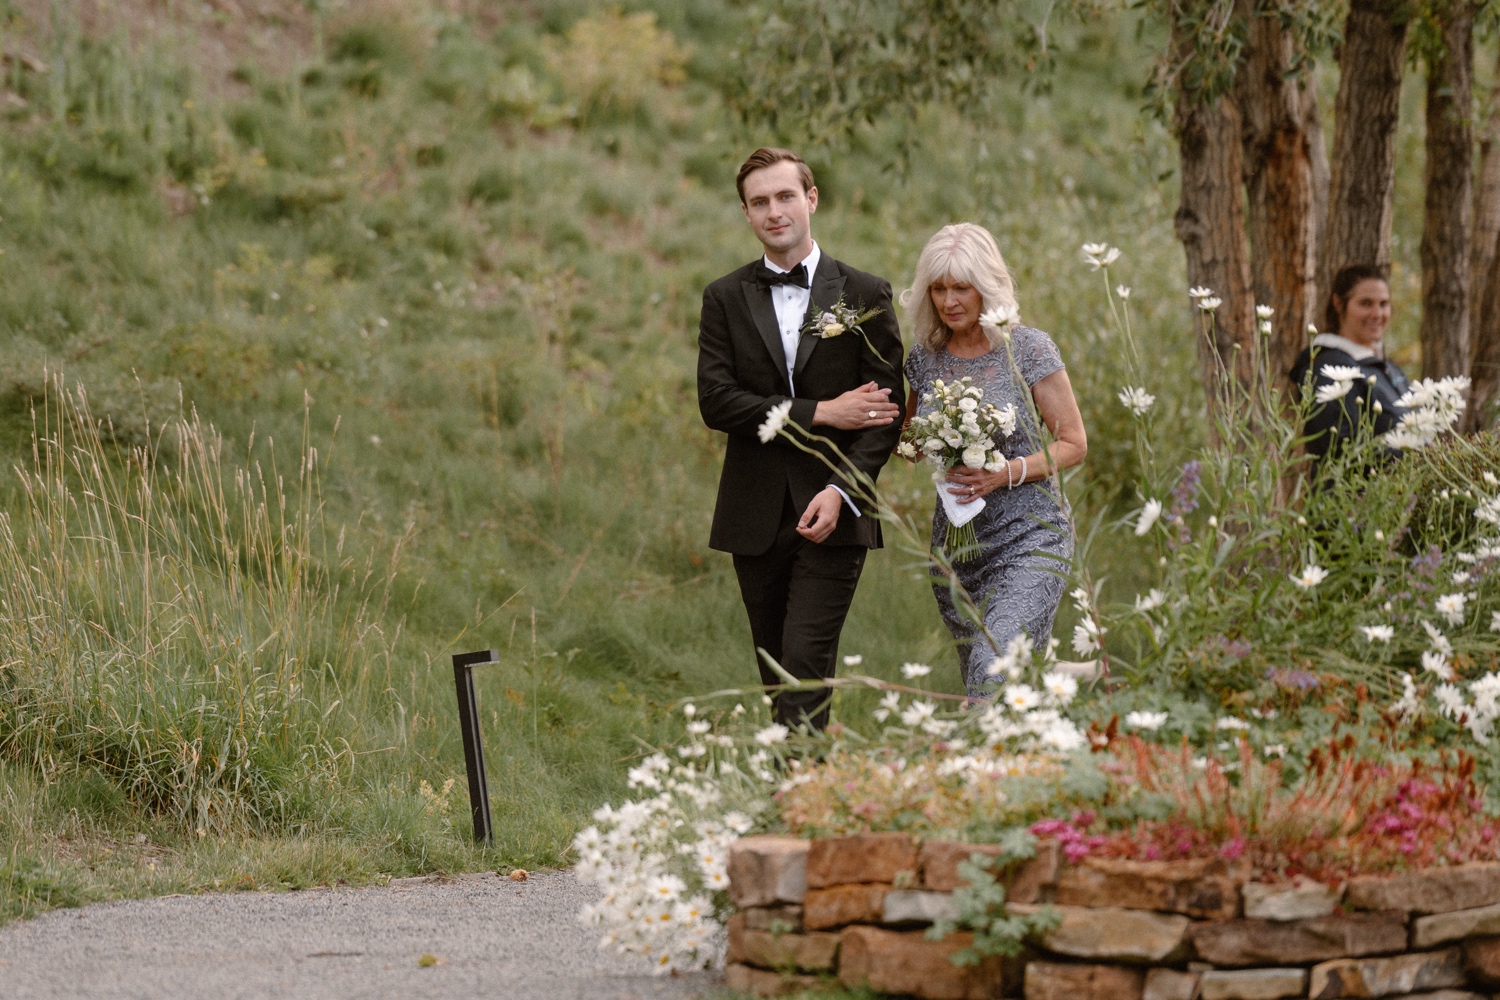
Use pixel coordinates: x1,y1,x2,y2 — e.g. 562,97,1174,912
1289,335,1410,463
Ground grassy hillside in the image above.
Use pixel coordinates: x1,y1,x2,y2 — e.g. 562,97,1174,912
0,0,1446,923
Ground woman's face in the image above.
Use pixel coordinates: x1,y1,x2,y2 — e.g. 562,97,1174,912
1337,278,1391,349
930,276,982,338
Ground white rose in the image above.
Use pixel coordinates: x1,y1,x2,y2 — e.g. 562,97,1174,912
962,445,988,469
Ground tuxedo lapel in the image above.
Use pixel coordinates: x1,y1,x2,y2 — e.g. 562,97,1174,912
741,278,789,391
794,255,846,380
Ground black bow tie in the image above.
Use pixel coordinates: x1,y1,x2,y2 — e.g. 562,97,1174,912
756,262,809,290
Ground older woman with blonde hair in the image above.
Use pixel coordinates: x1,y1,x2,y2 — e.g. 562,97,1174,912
901,223,1087,696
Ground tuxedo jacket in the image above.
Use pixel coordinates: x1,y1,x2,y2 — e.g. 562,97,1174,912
697,251,905,555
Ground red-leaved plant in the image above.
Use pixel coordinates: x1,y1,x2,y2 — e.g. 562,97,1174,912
1060,735,1500,882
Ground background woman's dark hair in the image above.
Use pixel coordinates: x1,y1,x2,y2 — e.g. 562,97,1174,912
1324,264,1389,335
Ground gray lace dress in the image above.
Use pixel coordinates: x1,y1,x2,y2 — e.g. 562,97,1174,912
904,328,1075,697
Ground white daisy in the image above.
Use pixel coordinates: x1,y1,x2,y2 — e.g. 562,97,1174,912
1290,564,1329,589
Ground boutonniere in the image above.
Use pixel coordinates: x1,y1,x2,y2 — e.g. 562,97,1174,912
801,295,894,371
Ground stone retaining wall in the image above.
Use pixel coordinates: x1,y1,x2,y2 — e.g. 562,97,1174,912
724,833,1500,1000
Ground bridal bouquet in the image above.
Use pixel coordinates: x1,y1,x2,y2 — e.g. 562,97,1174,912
899,376,1017,553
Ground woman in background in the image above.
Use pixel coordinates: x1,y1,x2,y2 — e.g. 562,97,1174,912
1289,264,1409,467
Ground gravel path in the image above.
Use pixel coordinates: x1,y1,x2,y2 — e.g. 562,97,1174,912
0,871,721,999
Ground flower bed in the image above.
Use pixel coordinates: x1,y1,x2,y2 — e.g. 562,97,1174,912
725,831,1500,999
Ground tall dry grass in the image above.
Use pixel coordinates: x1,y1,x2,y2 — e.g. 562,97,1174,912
0,375,403,833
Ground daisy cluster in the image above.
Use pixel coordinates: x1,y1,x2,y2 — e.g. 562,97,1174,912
580,636,1097,974
1382,376,1471,449
873,633,1087,757
574,705,774,974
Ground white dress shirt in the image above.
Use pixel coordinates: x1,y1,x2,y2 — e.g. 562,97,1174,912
762,242,820,395
760,243,859,517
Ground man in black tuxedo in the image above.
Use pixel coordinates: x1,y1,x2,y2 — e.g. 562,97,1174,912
697,147,904,731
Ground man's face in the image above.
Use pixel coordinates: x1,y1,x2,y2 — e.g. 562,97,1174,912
740,161,818,258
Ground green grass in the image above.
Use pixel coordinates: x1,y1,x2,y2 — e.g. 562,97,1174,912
0,0,1459,926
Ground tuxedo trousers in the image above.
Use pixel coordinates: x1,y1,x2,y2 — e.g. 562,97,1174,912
732,490,866,731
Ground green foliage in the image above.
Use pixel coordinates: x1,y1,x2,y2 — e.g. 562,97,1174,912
928,832,1061,963
730,0,1082,139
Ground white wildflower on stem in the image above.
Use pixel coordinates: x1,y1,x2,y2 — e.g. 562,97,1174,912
978,305,1026,340
1071,617,1103,656
1358,624,1395,643
1081,243,1121,270
1422,620,1454,657
1290,564,1329,589
1042,671,1078,706
1436,593,1468,626
1116,285,1131,299
1392,672,1421,718
753,724,788,746
1188,286,1214,300
1197,296,1222,312
1118,386,1156,416
1134,588,1165,612
756,400,793,444
1124,710,1168,731
1134,499,1162,536
1422,649,1456,682
1003,684,1041,712
900,662,932,679
872,691,901,722
899,700,937,727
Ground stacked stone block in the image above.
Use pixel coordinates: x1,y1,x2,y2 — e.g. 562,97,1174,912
725,835,1500,999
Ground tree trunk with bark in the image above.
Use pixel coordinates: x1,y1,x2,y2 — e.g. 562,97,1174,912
1472,251,1500,430
1234,2,1322,389
1418,0,1477,380
1175,87,1258,410
1320,0,1409,308
1469,90,1500,430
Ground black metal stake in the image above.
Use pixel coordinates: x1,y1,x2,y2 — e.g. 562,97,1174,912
453,649,500,845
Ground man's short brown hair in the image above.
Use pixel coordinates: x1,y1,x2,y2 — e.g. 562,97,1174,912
735,147,815,204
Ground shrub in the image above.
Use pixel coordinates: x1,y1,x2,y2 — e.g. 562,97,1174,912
544,10,687,124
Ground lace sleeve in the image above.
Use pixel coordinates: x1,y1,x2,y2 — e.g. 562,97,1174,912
903,344,929,391
1011,327,1065,387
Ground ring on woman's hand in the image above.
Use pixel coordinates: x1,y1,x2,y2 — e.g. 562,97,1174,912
867,410,877,418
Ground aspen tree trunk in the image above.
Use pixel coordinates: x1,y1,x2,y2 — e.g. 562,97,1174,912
1175,88,1258,410
1419,0,1476,380
1234,3,1322,389
1468,91,1500,430
1321,0,1408,308
1306,70,1331,307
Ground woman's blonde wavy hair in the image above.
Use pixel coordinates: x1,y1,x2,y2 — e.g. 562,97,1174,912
899,223,1020,353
